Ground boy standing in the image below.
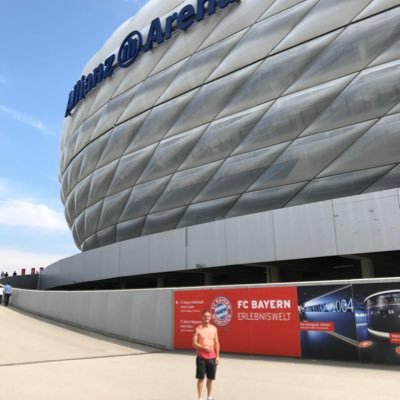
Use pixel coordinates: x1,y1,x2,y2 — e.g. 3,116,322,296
192,310,220,400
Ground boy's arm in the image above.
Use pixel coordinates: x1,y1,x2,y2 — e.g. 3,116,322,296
214,330,220,364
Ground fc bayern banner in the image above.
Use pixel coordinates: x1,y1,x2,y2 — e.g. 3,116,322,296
174,287,301,357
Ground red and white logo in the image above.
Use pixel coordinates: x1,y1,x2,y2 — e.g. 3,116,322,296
211,296,233,326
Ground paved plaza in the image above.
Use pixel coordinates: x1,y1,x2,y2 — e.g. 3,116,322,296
0,305,399,400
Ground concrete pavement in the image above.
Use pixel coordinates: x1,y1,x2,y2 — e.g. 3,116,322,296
1,305,399,400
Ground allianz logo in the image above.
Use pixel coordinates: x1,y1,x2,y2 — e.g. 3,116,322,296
65,0,240,118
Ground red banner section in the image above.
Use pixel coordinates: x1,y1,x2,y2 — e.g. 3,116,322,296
299,321,335,331
174,287,301,357
389,333,400,344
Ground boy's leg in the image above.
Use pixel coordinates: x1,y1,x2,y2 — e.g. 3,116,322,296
197,379,204,399
206,378,213,398
196,357,206,399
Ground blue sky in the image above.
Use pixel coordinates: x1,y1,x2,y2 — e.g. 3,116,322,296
0,0,148,274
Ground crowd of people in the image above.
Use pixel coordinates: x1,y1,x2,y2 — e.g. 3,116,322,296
0,271,17,278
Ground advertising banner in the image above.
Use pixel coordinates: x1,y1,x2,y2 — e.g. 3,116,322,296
174,286,301,357
297,285,358,361
353,282,400,365
174,282,400,364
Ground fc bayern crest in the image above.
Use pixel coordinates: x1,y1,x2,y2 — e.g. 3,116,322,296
211,296,233,326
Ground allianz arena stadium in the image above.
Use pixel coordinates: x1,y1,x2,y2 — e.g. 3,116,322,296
54,0,400,289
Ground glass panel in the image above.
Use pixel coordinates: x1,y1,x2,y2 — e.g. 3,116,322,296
320,113,400,176
158,30,245,104
138,126,205,184
116,217,146,242
166,63,260,138
364,164,400,193
97,225,116,248
90,86,136,141
151,161,222,213
61,156,79,200
288,166,393,207
208,0,318,81
114,83,143,124
77,132,109,182
68,87,98,140
151,2,231,75
303,61,400,137
250,123,369,191
106,144,157,196
220,31,338,118
180,105,268,171
73,174,92,217
72,211,86,245
86,64,127,120
62,131,79,176
119,176,170,222
141,207,186,236
177,196,239,229
199,0,274,50
195,143,288,203
124,89,198,153
287,8,400,93
119,60,184,119
226,182,306,218
82,234,99,252
234,74,355,155
64,195,76,229
113,39,174,99
261,0,305,20
72,108,103,158
64,205,72,228
84,200,104,238
96,111,150,169
274,0,372,54
355,0,400,21
97,188,131,231
389,101,400,115
87,160,119,207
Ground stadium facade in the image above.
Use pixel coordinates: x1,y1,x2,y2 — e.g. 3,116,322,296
47,0,400,290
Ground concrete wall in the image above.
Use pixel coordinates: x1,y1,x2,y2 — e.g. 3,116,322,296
41,189,400,289
10,276,400,352
10,287,174,350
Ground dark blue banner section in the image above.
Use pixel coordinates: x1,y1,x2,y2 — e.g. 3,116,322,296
298,284,358,361
297,282,400,365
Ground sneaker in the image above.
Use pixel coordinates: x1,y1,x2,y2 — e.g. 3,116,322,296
207,397,215,400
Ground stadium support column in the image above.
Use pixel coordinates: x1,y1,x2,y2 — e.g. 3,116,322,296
360,257,374,278
157,277,165,287
266,265,280,283
204,272,213,286
343,255,375,278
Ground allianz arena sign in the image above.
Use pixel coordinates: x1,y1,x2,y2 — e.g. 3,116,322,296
65,0,240,117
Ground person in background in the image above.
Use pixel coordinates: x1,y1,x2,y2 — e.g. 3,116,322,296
12,271,17,277
192,310,220,400
0,285,3,305
4,283,12,307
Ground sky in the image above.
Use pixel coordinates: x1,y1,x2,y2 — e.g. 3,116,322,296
0,0,148,274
